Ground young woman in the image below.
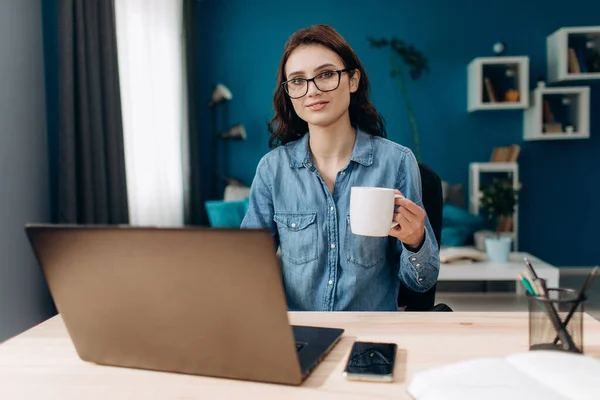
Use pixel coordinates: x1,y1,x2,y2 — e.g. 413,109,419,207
241,24,439,311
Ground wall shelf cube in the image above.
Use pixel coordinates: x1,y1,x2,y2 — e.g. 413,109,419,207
467,56,529,112
547,26,600,83
523,86,590,141
469,162,520,250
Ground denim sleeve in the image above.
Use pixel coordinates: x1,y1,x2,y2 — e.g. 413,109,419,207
240,156,279,247
395,150,440,292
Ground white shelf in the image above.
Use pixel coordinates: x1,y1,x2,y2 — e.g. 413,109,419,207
525,131,588,141
469,162,518,173
523,85,590,141
547,26,600,83
467,56,529,112
469,162,519,250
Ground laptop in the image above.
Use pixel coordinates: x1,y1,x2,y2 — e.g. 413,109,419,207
24,224,344,386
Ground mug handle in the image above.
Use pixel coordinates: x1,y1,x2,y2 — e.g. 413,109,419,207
391,194,404,228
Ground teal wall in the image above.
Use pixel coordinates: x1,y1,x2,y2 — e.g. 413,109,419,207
40,1,600,266
196,0,600,267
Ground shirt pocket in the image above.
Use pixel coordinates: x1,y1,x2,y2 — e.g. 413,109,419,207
345,213,386,268
274,211,318,265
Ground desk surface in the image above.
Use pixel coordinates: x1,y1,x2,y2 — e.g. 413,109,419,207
438,251,560,283
1,312,599,399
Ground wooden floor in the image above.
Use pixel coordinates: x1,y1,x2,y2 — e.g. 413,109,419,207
436,272,600,320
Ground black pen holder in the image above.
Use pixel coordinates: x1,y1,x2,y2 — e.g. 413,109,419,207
527,288,585,354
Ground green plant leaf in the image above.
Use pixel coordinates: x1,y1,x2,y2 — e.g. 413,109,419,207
480,179,519,219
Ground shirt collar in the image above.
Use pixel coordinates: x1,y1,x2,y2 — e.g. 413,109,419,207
289,128,374,168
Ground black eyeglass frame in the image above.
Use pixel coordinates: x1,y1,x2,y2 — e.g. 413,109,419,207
281,68,355,99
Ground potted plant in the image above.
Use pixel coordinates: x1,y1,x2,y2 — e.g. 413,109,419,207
367,37,429,161
479,178,520,262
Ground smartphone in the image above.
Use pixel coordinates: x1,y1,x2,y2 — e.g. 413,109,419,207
342,341,397,382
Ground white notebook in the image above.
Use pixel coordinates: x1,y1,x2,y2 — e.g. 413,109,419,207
407,350,600,400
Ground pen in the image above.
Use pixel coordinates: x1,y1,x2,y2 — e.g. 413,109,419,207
534,278,578,352
518,273,536,296
524,257,539,281
552,266,599,345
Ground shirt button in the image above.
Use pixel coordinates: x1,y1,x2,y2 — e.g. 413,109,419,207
330,206,334,211
291,223,296,228
418,278,423,282
341,171,346,175
416,263,421,267
328,280,333,285
331,243,336,249
411,257,417,261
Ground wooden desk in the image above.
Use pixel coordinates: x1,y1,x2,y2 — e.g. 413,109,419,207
1,312,599,399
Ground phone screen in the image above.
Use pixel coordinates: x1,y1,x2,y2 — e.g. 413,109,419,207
343,341,397,381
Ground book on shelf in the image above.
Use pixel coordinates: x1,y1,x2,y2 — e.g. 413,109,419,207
568,37,600,73
490,144,520,162
575,46,588,73
543,99,555,123
568,47,581,74
483,77,497,102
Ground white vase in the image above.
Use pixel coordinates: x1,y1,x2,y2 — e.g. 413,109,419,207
485,236,512,263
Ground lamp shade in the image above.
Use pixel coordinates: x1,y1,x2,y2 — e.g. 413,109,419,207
208,83,232,105
221,124,247,140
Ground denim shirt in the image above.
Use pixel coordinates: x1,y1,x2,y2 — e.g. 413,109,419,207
241,129,440,311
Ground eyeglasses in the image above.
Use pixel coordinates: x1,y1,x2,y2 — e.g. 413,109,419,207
282,68,354,99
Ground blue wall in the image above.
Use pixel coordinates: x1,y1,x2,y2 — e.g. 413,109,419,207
196,0,600,266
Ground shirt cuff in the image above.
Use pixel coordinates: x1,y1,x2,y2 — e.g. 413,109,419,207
401,232,437,287
403,233,432,268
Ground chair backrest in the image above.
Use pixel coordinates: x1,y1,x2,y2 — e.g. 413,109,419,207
397,162,443,311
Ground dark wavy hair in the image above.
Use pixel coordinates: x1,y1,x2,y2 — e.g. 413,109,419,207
268,24,386,149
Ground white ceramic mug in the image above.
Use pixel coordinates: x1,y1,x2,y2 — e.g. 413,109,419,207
349,186,403,237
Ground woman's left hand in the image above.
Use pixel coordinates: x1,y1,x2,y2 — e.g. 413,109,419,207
388,189,425,249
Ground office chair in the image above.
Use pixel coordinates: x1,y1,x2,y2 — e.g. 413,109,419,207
397,162,452,311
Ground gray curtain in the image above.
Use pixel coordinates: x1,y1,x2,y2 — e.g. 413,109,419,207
183,0,208,225
57,0,129,224
183,0,200,225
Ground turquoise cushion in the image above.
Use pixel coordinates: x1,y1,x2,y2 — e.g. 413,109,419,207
441,204,484,246
205,198,249,228
441,226,477,247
